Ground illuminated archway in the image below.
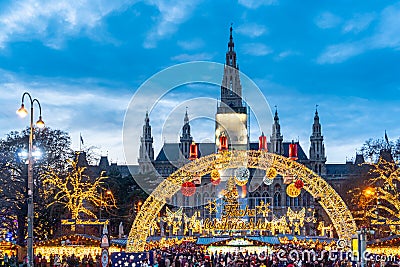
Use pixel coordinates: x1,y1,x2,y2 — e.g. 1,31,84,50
126,150,356,252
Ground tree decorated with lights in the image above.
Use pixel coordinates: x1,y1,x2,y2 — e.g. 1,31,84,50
350,152,400,235
0,128,72,245
42,154,116,220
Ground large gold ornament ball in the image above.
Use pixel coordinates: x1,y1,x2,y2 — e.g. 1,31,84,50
235,177,248,186
286,183,301,198
210,169,220,181
266,167,277,179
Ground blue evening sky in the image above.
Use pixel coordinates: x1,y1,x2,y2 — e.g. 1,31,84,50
0,0,399,164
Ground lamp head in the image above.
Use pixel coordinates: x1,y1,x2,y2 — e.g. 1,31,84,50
16,104,28,118
36,116,45,129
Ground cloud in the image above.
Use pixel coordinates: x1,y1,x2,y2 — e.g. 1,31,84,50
238,0,277,9
260,79,400,163
315,12,342,29
316,41,367,64
275,50,300,60
0,0,132,49
241,43,272,56
177,38,205,50
317,3,400,64
236,23,268,38
342,13,375,34
143,0,200,49
0,68,131,163
372,3,400,49
171,53,214,62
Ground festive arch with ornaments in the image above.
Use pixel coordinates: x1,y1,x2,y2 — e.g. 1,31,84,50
126,150,357,252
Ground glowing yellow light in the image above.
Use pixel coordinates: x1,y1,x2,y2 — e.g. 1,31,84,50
16,104,28,118
36,115,45,128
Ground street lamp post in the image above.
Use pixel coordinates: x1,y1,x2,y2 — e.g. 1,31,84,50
17,92,45,267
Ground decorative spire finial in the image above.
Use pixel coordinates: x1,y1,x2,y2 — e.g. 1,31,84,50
184,107,189,123
228,24,234,51
274,105,278,119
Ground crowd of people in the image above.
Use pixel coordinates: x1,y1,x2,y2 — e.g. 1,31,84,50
32,253,101,267
151,243,400,267
3,243,399,267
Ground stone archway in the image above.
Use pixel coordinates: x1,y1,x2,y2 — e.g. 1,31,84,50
126,150,357,252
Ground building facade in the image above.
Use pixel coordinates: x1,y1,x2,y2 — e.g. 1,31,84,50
91,27,367,236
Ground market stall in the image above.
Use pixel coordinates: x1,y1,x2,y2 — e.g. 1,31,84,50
35,234,123,259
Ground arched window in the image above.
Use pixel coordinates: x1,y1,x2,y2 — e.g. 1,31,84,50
249,192,255,209
286,195,291,207
253,192,261,206
294,196,299,207
183,196,189,207
195,193,201,207
302,193,307,207
274,184,281,191
274,192,281,207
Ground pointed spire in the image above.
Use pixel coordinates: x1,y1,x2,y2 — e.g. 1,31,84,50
228,23,234,52
274,106,279,121
225,24,237,68
181,109,192,140
180,108,193,158
312,106,321,134
139,111,154,170
314,104,319,121
184,107,189,124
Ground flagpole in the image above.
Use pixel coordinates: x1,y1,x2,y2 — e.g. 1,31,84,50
80,133,82,151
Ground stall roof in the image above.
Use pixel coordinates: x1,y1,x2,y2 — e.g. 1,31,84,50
367,235,400,246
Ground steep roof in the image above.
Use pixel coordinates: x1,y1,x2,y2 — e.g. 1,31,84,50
155,142,309,162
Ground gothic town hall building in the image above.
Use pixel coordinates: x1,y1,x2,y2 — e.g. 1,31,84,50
132,27,365,234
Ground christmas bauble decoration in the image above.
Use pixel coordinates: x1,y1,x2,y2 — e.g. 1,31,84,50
211,178,221,186
266,167,277,179
210,169,220,181
286,183,301,198
294,179,304,189
181,181,196,196
235,167,250,186
235,177,248,186
263,175,274,185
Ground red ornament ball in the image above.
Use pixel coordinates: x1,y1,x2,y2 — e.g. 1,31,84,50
181,181,196,196
294,179,304,189
211,178,221,186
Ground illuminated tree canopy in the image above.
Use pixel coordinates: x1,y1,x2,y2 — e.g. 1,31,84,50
0,128,72,244
350,157,400,234
42,155,116,220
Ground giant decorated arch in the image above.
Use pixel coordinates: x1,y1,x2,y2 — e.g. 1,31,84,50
126,150,357,252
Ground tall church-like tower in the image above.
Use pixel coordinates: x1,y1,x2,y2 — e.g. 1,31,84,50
270,108,284,155
215,26,248,151
180,110,193,159
309,108,326,176
138,112,154,173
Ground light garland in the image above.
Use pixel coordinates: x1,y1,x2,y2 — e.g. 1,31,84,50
127,150,357,252
266,167,277,179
